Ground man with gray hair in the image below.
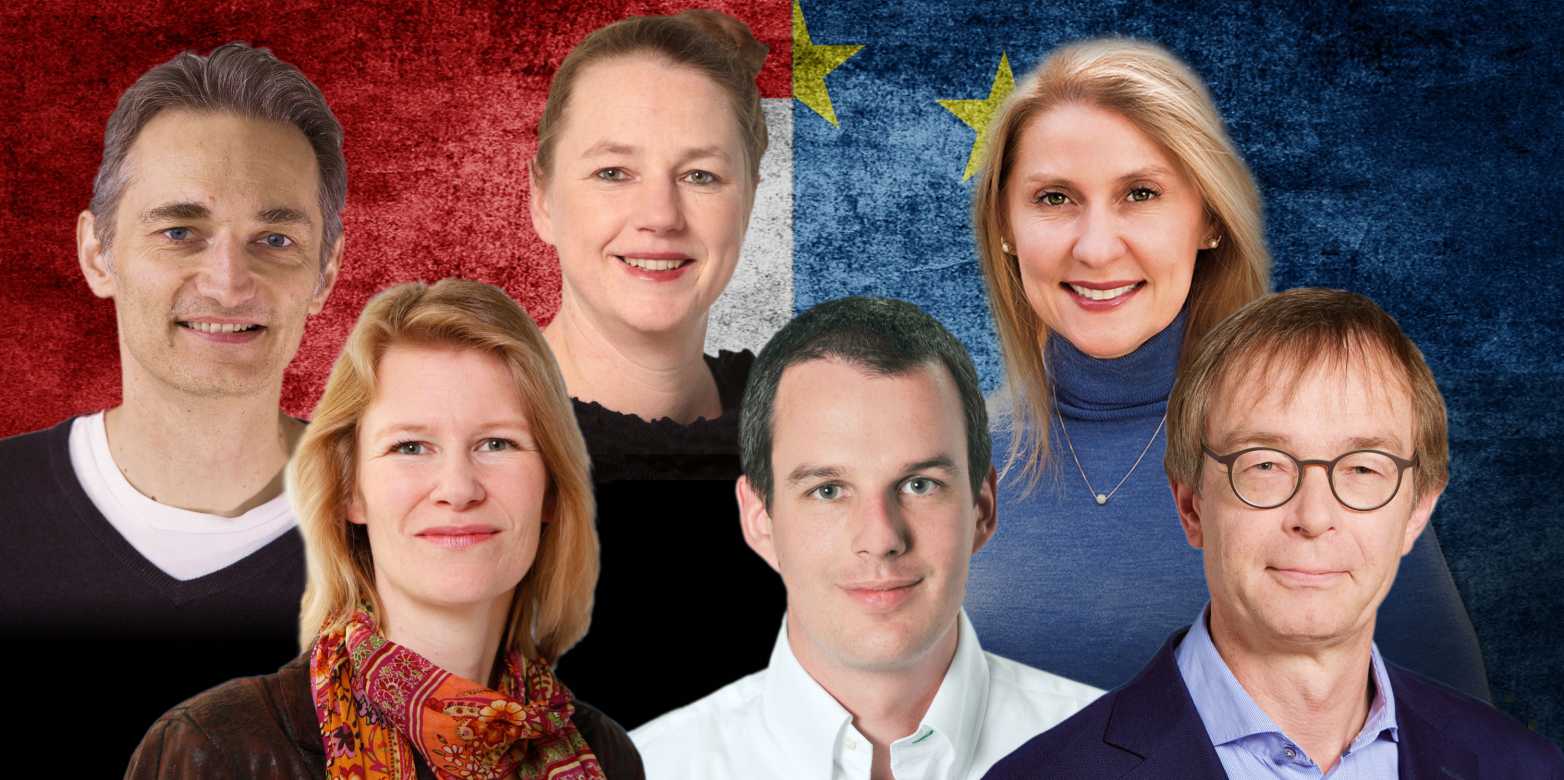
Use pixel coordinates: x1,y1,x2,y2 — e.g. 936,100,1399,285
0,42,346,640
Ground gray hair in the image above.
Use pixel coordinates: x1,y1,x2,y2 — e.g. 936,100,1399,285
89,42,346,266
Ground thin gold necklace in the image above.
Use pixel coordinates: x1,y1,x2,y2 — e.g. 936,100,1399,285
1054,400,1167,506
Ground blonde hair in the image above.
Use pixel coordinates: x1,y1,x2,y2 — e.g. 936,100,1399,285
1165,287,1449,500
533,9,769,182
972,38,1271,491
290,279,598,662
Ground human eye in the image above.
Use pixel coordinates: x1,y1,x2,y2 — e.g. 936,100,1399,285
1034,190,1071,207
389,440,427,455
257,233,294,249
1239,450,1295,476
595,167,629,182
161,227,195,242
1125,185,1161,203
682,169,720,186
808,483,844,502
477,438,516,453
900,476,943,496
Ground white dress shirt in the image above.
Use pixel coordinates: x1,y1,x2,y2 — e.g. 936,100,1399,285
631,610,1102,779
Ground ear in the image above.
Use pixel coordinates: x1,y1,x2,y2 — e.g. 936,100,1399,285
77,210,116,299
528,161,556,246
970,465,998,555
736,475,781,574
1172,475,1206,549
1400,483,1442,555
346,488,367,526
308,235,345,316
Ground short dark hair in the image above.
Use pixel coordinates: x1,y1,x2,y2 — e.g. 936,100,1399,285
90,42,346,266
740,297,991,505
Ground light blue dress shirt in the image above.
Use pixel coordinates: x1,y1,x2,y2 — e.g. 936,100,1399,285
1175,606,1400,779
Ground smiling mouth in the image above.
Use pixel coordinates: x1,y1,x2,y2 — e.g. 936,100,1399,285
178,321,265,334
1064,281,1144,301
617,255,693,272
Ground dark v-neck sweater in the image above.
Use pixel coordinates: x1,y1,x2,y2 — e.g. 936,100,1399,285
1,417,307,775
0,418,305,639
964,313,1493,702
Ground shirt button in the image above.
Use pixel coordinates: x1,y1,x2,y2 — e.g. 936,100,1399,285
1283,746,1297,760
845,739,858,751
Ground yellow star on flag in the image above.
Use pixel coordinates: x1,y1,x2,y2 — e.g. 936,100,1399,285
938,52,1016,181
793,0,863,127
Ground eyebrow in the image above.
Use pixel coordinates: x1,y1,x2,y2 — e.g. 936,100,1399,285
257,207,313,227
904,455,959,475
579,140,731,163
1115,165,1175,183
140,202,210,223
786,464,843,486
140,201,313,227
783,455,960,486
1019,165,1176,188
1213,430,1408,453
369,419,533,439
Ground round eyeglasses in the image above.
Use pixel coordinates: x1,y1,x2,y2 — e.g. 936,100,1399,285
1201,446,1418,511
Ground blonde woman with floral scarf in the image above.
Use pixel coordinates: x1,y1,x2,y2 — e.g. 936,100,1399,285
127,279,643,779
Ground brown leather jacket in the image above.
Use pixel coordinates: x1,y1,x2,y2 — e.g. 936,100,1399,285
124,653,645,779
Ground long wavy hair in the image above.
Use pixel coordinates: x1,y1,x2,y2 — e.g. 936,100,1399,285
973,39,1271,491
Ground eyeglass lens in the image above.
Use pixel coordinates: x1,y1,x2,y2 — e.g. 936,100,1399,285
1230,449,1402,510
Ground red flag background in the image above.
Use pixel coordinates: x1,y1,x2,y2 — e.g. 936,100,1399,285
0,0,790,434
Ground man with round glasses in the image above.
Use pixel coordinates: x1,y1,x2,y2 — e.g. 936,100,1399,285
987,288,1562,778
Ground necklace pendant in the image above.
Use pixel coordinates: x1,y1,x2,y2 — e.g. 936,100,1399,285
1095,493,1108,505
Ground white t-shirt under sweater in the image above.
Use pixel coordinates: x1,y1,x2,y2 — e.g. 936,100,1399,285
67,411,298,581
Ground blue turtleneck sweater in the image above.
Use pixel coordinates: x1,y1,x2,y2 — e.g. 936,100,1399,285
965,313,1492,701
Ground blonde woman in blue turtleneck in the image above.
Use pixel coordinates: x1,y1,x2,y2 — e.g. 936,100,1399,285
962,39,1490,701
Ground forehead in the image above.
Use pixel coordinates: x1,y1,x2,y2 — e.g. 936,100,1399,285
120,109,321,218
363,343,527,426
1206,350,1415,453
771,358,966,468
554,54,745,155
1012,102,1182,181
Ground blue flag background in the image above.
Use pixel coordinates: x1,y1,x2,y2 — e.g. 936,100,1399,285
792,0,1563,743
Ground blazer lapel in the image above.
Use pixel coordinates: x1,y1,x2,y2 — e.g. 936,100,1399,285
1392,666,1478,780
1104,630,1229,778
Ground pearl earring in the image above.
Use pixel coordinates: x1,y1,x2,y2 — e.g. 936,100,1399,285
1205,236,1222,249
1001,239,1014,255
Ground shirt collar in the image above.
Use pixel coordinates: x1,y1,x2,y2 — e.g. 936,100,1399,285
763,616,856,777
910,610,990,773
1175,604,1400,748
762,610,992,776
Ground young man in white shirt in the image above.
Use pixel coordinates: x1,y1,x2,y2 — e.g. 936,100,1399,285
632,296,1100,779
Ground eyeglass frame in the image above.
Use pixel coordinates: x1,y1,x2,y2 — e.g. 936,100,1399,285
1201,445,1419,511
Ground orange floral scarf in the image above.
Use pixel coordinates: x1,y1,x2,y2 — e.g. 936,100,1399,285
309,610,606,780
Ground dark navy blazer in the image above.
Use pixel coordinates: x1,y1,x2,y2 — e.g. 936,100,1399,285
984,629,1564,779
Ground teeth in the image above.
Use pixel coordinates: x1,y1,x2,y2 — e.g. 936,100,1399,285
187,322,258,333
620,257,687,271
1069,283,1138,301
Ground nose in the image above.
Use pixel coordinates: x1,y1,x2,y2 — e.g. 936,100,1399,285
193,234,259,308
633,177,686,234
1286,464,1338,538
853,491,911,559
431,453,486,510
1071,205,1126,268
